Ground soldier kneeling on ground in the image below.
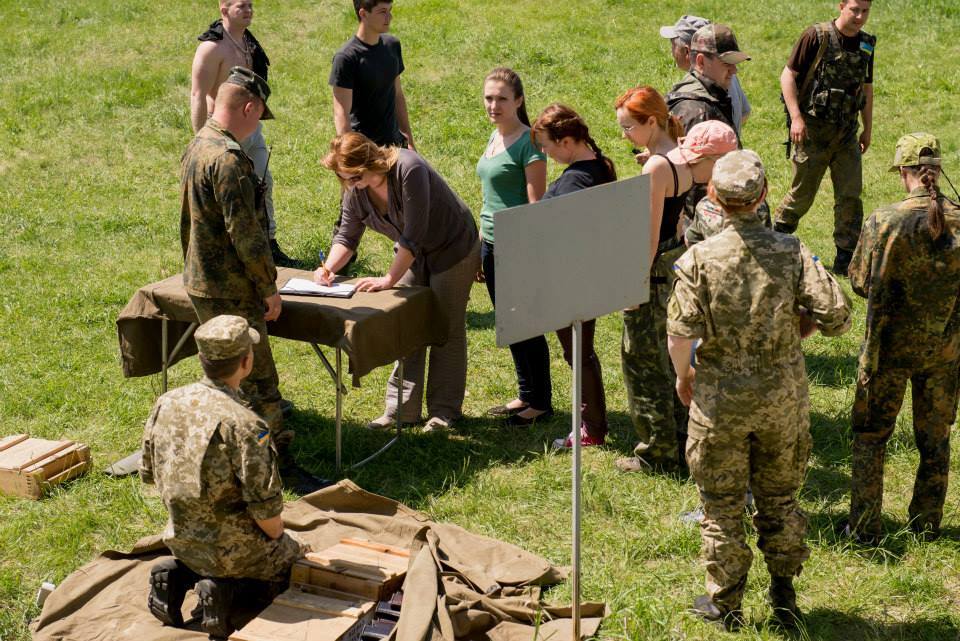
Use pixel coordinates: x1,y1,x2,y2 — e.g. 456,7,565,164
667,150,851,630
141,315,309,638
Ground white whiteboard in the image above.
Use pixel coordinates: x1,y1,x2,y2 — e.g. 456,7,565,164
494,174,652,346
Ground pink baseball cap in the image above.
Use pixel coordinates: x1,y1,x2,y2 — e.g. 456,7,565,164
666,120,738,164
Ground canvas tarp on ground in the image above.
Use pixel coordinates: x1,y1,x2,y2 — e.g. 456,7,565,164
31,480,606,641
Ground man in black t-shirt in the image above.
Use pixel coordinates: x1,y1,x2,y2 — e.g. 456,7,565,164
774,0,875,276
329,0,415,150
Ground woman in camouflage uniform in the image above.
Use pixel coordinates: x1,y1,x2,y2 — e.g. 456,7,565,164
847,133,960,543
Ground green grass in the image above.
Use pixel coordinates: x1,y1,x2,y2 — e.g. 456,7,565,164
2,1,960,639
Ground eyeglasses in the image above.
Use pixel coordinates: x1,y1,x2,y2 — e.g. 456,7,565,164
620,124,638,133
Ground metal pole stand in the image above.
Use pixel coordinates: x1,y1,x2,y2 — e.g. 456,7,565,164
571,320,583,641
161,318,199,394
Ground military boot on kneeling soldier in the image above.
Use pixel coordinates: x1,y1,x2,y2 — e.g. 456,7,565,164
141,315,309,636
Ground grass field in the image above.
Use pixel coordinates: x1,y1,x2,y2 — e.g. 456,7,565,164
2,0,960,639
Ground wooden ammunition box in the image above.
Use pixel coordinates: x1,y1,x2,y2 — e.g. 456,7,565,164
229,587,375,641
0,434,92,499
290,539,409,602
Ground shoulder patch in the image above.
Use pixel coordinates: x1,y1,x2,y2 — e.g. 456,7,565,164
257,429,270,446
860,40,874,55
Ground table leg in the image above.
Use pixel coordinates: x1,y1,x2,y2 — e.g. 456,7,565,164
336,347,342,472
348,357,403,471
161,319,169,394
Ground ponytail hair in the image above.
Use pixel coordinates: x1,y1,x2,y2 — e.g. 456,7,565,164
485,67,531,127
903,149,945,241
614,85,683,143
531,103,617,180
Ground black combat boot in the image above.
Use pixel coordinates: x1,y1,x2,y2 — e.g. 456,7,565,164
196,578,236,639
768,576,803,629
832,248,853,277
690,594,744,631
773,221,797,235
147,558,199,627
270,239,305,269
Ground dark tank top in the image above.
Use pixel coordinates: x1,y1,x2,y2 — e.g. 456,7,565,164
657,154,690,246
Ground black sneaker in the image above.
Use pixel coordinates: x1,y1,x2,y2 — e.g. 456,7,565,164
832,248,853,276
690,594,744,631
270,239,305,269
768,576,803,629
196,578,236,639
147,558,199,627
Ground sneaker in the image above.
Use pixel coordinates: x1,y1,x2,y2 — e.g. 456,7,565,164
552,427,605,450
422,416,454,433
148,558,199,627
689,594,744,631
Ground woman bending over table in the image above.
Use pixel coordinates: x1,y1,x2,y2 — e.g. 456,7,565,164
316,133,480,432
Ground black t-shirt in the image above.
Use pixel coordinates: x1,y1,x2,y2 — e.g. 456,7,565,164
787,23,874,84
542,158,614,200
329,34,405,146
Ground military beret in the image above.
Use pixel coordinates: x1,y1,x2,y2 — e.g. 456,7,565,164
195,315,260,360
712,149,766,206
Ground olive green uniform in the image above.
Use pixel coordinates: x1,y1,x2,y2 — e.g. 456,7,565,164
180,120,283,432
669,216,851,612
848,188,960,537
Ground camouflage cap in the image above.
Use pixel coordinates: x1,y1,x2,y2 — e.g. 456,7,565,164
659,15,711,45
889,132,941,172
195,315,260,360
712,149,766,206
224,66,274,120
690,24,750,65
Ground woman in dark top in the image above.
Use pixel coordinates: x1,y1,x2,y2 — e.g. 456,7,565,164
315,133,480,432
530,103,616,449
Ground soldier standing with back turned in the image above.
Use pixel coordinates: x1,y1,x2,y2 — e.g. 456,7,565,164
774,0,875,276
668,150,851,630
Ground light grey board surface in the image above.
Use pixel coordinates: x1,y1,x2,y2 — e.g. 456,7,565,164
494,173,651,347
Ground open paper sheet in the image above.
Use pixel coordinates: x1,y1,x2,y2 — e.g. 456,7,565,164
280,278,356,298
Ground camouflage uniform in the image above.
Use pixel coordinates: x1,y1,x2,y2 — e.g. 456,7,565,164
848,187,960,537
622,244,687,470
669,151,851,612
774,22,876,254
181,118,283,433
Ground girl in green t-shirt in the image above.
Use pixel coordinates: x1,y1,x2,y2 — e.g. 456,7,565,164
475,68,552,425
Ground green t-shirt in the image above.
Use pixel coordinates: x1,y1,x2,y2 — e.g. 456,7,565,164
476,129,546,243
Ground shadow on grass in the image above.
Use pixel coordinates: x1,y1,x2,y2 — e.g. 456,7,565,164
805,351,859,388
798,608,960,641
285,407,609,504
466,310,495,330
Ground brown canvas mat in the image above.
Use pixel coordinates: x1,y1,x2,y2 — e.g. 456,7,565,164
31,480,605,641
116,268,448,385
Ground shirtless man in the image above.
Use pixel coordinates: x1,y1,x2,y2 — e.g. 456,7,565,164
190,0,299,267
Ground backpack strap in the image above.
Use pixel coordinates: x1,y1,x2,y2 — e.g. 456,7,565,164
798,23,830,102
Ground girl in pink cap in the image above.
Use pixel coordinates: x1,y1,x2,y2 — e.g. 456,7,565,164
612,108,739,475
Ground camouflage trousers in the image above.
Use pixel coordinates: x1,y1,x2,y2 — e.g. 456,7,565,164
622,246,687,469
774,118,863,252
850,363,959,537
189,295,284,435
170,530,307,582
687,416,812,612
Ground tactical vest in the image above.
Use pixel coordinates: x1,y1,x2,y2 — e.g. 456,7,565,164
801,22,875,124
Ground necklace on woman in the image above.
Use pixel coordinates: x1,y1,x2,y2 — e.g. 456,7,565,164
224,28,252,68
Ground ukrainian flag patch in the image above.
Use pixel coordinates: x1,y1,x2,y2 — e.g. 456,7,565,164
257,430,270,446
860,41,874,55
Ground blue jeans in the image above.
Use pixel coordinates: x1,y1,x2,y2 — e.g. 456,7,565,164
481,240,552,410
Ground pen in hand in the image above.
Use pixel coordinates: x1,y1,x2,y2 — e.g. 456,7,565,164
315,248,333,285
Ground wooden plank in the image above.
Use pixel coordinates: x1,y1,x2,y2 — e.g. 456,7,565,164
274,589,370,618
22,443,87,475
0,469,42,499
230,603,359,641
7,440,75,472
340,538,410,558
0,434,28,453
44,459,92,486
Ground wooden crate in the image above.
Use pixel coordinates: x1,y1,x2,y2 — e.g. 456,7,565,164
0,434,91,499
229,587,375,641
290,539,408,602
